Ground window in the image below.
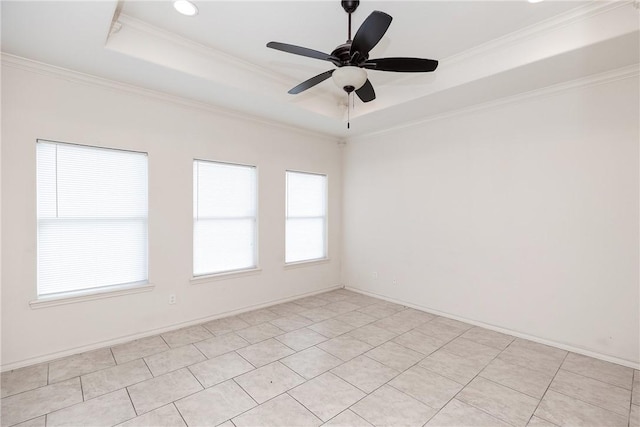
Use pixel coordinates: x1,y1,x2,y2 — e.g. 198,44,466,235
36,140,148,297
286,171,327,263
193,160,257,276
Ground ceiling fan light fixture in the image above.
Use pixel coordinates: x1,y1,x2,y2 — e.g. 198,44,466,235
332,66,367,92
527,0,544,3
173,0,198,16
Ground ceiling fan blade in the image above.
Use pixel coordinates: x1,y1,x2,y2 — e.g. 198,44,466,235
355,79,376,102
288,69,335,94
267,41,335,62
363,57,439,72
350,11,392,59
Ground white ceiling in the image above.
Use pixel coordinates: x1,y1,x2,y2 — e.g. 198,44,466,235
2,1,639,138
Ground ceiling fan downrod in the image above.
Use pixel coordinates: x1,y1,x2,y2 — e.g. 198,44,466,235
341,0,359,41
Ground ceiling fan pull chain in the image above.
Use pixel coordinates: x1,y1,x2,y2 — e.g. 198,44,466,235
347,93,351,129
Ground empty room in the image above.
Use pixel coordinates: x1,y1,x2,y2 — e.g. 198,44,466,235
1,0,638,426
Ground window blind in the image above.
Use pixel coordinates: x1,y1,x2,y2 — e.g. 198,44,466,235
36,140,148,297
193,160,257,276
286,171,327,263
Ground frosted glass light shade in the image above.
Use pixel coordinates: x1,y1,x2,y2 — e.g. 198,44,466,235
332,66,367,91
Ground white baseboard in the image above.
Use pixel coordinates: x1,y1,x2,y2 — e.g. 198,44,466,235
346,286,640,370
1,284,342,372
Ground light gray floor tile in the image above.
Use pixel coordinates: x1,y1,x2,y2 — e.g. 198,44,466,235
194,333,250,358
289,372,365,421
413,319,467,343
11,415,46,427
282,347,343,380
509,339,567,361
236,323,286,344
535,389,628,427
309,319,356,338
630,404,639,427
46,389,135,427
457,377,539,426
393,308,437,324
202,316,250,336
236,338,295,367
429,317,473,333
372,316,417,335
127,368,202,414
331,355,398,393
356,304,400,319
527,416,558,426
550,369,631,416
117,404,186,427
371,300,406,313
561,352,634,390
268,302,308,316
322,410,372,427
393,330,443,356
365,341,424,372
426,398,511,426
497,343,565,376
634,370,640,405
81,359,152,400
276,328,329,351
317,336,373,362
0,378,82,427
300,307,338,322
1,364,48,398
389,366,462,409
295,296,330,309
234,361,305,404
111,336,169,365
233,393,321,427
442,337,500,364
144,345,206,377
352,385,436,427
460,327,515,350
347,324,397,347
319,292,350,303
479,358,554,399
334,311,377,328
48,348,115,384
239,308,280,325
324,301,360,314
175,379,256,427
161,326,212,348
270,314,314,332
188,351,255,388
419,349,489,385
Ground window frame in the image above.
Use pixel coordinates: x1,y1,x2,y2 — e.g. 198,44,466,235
285,169,329,265
34,139,150,303
192,158,259,279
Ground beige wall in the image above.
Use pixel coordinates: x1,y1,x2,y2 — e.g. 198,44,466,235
342,75,640,366
1,63,342,369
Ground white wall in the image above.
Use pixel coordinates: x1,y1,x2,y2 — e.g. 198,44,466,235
342,75,639,365
1,63,342,369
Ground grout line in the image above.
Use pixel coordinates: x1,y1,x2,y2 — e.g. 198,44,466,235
231,377,260,406
173,401,190,426
124,386,139,417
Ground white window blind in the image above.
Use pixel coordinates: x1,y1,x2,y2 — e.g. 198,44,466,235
36,140,148,297
193,160,257,276
286,171,327,263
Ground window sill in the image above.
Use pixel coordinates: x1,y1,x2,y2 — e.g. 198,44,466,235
30,283,154,309
284,258,331,269
191,267,262,285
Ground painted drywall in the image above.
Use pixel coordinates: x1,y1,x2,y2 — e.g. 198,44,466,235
1,62,342,369
342,74,639,365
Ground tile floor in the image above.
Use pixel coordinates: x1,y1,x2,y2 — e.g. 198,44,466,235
1,289,638,427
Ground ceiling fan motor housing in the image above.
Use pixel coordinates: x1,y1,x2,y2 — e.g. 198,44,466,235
341,0,359,14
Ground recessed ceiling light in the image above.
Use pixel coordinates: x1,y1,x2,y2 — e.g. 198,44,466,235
527,0,544,3
173,0,198,16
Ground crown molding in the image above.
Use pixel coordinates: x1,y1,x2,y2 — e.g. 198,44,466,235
0,53,339,143
351,64,640,141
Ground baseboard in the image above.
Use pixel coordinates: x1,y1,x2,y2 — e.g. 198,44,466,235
1,284,342,372
345,286,640,370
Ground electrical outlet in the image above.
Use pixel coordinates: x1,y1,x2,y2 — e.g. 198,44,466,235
392,278,397,286
372,271,378,279
168,294,176,305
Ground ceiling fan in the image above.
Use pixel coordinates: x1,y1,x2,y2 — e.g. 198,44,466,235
266,0,439,103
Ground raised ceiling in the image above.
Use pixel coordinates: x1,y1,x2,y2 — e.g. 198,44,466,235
1,1,638,138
